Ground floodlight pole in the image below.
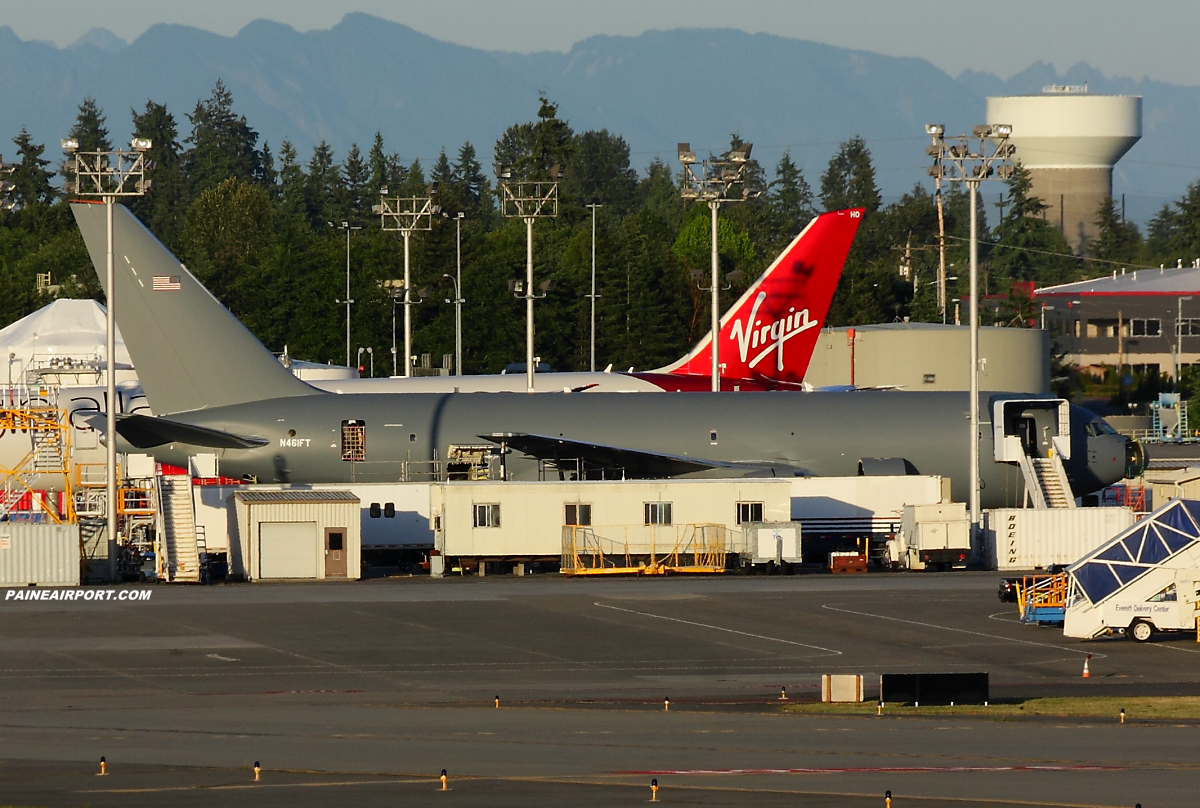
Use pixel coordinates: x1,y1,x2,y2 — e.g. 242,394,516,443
375,192,434,378
497,172,559,392
586,203,602,372
453,213,464,376
62,139,152,581
925,124,1015,542
335,223,361,367
709,200,720,389
678,142,761,392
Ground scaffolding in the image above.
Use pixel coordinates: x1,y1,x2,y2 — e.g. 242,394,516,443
561,523,729,576
0,385,75,524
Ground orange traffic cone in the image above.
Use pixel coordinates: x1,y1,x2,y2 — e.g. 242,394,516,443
1082,654,1091,678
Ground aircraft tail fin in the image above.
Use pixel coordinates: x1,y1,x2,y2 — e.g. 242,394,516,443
656,208,863,384
72,202,319,414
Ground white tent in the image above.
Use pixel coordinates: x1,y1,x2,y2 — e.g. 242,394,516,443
0,299,135,386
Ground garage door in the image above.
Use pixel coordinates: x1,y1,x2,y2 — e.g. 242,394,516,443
258,522,319,579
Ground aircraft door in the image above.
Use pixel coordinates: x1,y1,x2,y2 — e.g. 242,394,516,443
324,528,347,578
1016,418,1036,457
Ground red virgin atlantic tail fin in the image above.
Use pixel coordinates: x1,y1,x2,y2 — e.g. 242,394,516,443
655,208,863,385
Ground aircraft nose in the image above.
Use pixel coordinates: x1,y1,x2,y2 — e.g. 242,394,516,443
1124,437,1146,479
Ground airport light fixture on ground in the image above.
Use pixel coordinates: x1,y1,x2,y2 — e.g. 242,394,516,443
60,135,152,579
443,210,466,377
925,123,1016,537
585,202,602,372
497,165,560,393
678,142,762,392
374,190,434,378
329,221,362,368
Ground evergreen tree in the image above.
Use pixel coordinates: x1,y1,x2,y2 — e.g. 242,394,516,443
179,177,275,323
61,97,111,184
7,129,56,210
770,151,815,234
260,141,278,198
819,136,881,213
67,97,112,152
129,101,187,247
565,129,639,215
989,164,1076,287
1146,180,1200,264
493,94,573,179
1089,197,1142,269
451,142,491,218
304,141,341,226
367,132,389,195
342,143,369,220
639,158,685,231
276,139,307,219
184,80,262,196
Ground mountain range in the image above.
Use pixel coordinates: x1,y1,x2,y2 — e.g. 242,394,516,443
3,13,1198,225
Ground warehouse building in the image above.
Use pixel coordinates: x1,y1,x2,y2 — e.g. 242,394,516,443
1037,266,1200,379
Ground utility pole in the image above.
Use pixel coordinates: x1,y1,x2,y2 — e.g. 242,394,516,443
61,136,153,581
374,188,435,377
497,165,560,393
925,122,1016,543
585,203,602,372
678,142,762,392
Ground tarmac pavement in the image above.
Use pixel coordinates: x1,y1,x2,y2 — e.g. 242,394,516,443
0,572,1196,806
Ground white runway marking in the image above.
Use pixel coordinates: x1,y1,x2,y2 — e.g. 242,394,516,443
595,602,842,655
821,604,1105,658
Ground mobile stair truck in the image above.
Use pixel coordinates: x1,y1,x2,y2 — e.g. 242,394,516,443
1063,499,1200,643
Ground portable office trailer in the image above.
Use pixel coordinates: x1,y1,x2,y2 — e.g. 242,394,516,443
0,524,80,586
983,507,1136,570
430,478,791,572
231,490,360,581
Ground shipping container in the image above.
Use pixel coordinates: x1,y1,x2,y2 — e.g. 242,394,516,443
0,523,80,586
983,507,1135,570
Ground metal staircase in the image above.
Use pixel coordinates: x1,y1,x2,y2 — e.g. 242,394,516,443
156,475,201,582
1018,453,1075,509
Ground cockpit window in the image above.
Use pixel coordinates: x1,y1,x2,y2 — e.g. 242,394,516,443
1087,420,1118,437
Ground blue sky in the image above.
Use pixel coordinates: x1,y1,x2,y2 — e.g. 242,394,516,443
8,0,1200,86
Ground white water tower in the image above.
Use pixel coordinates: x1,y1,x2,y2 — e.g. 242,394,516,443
987,89,1141,252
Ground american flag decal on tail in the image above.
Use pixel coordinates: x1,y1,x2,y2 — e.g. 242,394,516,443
152,275,181,291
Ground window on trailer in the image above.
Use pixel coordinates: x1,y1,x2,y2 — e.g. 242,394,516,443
474,503,500,528
736,502,764,525
565,503,592,526
644,502,672,525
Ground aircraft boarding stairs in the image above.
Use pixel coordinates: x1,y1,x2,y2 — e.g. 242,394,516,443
993,398,1076,510
1017,453,1075,509
1063,499,1200,640
155,474,204,582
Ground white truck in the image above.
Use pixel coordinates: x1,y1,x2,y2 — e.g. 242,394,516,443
888,502,971,570
1063,498,1200,641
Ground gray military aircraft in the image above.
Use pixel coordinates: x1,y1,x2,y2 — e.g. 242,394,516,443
70,203,1141,506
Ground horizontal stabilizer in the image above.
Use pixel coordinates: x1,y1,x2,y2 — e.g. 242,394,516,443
82,412,268,449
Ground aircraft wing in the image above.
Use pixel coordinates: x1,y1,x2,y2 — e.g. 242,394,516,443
480,432,722,478
82,412,269,450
